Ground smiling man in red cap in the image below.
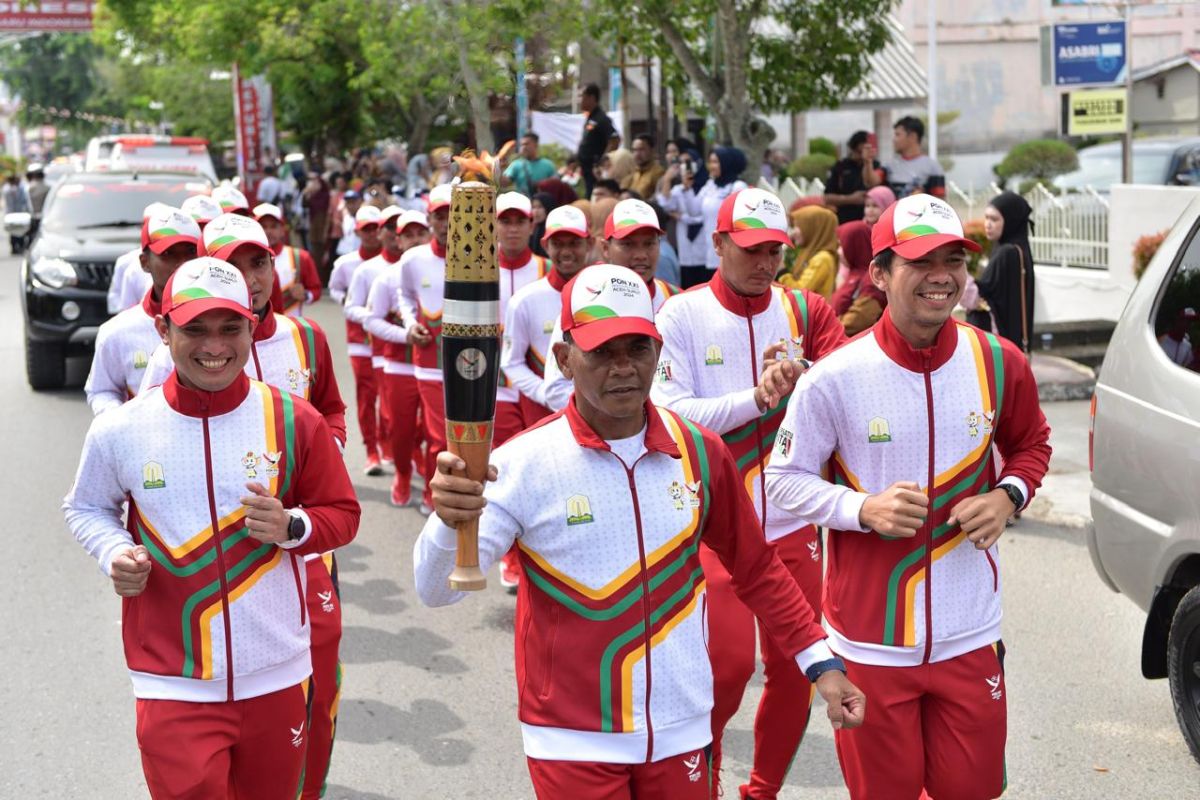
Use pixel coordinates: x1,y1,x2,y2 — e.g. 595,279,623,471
64,257,359,800
255,202,322,318
652,186,849,799
414,262,863,800
765,194,1051,800
86,205,202,415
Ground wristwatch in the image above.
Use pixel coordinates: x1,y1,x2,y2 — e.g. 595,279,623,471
804,656,847,683
286,511,306,542
1000,484,1024,513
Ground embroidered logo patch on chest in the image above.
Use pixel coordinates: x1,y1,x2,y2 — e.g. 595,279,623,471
704,345,723,366
142,461,165,490
868,416,892,444
132,350,148,369
566,494,594,526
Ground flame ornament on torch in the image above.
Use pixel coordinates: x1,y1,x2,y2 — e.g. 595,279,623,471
442,180,501,591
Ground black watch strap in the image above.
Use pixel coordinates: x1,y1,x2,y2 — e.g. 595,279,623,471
1001,484,1024,512
287,512,306,541
804,656,847,683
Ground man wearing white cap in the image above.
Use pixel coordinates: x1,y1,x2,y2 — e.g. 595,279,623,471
502,204,593,427
344,205,406,474
651,187,849,800
414,263,864,799
395,183,452,513
107,202,170,314
86,206,202,415
364,210,434,506
765,194,1051,800
181,194,223,231
329,205,386,472
65,257,359,800
256,202,322,318
539,197,680,412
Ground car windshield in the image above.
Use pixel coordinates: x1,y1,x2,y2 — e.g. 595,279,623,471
1054,148,1174,192
41,178,206,232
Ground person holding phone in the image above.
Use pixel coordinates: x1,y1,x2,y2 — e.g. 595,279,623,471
823,130,884,224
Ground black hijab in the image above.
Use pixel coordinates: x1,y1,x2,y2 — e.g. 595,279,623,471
977,191,1035,351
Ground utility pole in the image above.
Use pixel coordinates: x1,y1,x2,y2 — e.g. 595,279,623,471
927,0,938,163
1121,0,1132,183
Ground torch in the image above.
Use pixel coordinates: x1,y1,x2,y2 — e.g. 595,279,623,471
442,152,507,591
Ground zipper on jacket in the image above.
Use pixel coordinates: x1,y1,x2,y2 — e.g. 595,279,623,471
250,342,263,381
617,451,657,763
743,297,769,529
922,354,935,665
202,414,237,701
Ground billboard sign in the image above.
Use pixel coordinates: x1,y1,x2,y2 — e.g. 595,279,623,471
1051,21,1126,87
1067,88,1127,136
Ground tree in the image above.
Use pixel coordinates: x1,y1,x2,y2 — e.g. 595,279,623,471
995,139,1079,183
590,0,895,182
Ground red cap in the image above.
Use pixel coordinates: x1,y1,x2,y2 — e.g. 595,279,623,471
560,264,661,351
604,199,664,240
160,257,257,326
715,188,791,248
871,195,982,259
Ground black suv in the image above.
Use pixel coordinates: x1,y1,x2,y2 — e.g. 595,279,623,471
20,172,209,389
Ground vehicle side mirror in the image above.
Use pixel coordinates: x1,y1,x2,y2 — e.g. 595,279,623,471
1173,172,1198,186
4,212,31,236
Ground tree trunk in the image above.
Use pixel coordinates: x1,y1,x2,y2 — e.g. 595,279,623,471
407,94,435,156
456,43,494,154
727,113,775,185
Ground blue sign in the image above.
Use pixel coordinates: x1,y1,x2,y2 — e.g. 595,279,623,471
514,37,528,142
1052,21,1126,87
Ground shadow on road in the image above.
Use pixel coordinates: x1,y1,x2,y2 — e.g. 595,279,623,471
337,697,474,766
341,624,469,674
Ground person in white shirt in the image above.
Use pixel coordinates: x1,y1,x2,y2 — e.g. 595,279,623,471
106,203,170,314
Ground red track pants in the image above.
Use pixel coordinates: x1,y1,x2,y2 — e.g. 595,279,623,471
136,681,311,800
495,400,526,580
383,373,421,490
527,748,710,800
835,643,1008,800
373,366,392,461
301,556,342,800
703,527,822,800
416,379,447,506
349,355,381,461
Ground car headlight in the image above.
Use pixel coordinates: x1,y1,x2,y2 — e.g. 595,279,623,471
32,257,78,289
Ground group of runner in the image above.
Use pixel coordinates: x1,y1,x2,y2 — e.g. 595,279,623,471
65,171,1050,800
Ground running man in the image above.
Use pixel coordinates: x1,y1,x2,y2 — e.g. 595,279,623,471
765,195,1051,800
86,205,201,415
329,205,386,474
212,184,252,216
651,187,848,799
64,258,359,799
107,202,169,314
255,202,322,318
181,194,223,231
396,183,452,514
414,263,865,799
539,197,680,411
363,210,434,507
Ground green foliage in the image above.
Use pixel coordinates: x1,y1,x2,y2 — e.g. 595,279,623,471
808,137,836,158
539,142,572,168
788,154,836,181
996,139,1079,182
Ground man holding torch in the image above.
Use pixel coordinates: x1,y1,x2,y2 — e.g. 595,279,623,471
414,262,865,798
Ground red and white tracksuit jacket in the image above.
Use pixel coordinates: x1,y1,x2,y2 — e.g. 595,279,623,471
140,310,347,447
363,250,418,377
495,248,547,407
274,244,322,318
345,250,398,370
329,245,382,360
396,240,448,384
501,268,569,410
413,399,832,763
107,247,147,314
651,273,847,539
764,310,1052,666
63,371,360,702
540,278,680,411
85,290,164,415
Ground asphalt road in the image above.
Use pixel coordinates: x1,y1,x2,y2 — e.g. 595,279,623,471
1,259,1196,798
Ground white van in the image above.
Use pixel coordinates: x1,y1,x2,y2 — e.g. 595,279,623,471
84,135,217,183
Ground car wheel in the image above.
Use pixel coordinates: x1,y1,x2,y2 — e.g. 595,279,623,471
1168,584,1200,764
25,334,66,390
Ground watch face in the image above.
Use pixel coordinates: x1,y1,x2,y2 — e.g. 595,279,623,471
288,515,305,540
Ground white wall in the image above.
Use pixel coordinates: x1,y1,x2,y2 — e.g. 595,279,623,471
1035,184,1200,324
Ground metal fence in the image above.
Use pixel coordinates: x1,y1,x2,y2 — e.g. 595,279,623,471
760,176,1111,271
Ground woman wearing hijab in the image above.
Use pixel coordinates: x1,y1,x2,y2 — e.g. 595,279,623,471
677,146,748,285
830,220,887,336
655,146,710,287
863,185,896,227
598,148,636,186
977,191,1036,352
529,191,558,257
779,205,839,299
536,177,580,208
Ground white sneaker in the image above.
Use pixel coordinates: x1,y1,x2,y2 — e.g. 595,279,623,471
418,502,434,517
